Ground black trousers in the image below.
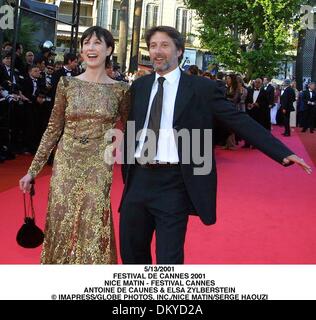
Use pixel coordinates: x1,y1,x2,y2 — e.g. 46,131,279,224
120,164,193,264
303,105,316,131
283,111,291,135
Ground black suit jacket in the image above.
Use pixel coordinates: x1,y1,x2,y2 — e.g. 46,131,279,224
21,76,46,102
52,67,76,88
0,64,10,86
264,84,275,106
0,64,22,92
280,86,296,112
302,89,316,110
121,71,293,225
51,67,76,99
244,88,270,127
245,87,269,110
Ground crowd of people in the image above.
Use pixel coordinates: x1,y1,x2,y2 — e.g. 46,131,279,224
0,41,128,164
0,42,75,163
1,40,315,166
182,67,316,149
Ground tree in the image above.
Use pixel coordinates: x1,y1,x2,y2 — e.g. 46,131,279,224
129,0,143,73
185,0,307,79
118,0,129,73
4,15,40,53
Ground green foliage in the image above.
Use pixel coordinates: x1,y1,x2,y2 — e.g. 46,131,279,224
185,0,308,79
4,15,40,53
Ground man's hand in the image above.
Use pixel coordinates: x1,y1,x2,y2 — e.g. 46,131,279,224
19,93,30,102
283,154,312,174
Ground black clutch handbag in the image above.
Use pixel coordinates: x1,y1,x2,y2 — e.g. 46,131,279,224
16,183,44,248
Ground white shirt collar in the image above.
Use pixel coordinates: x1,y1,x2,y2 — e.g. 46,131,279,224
155,67,181,85
64,66,72,72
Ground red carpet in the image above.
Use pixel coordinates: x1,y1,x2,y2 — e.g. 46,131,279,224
0,155,51,193
296,129,316,167
0,126,315,264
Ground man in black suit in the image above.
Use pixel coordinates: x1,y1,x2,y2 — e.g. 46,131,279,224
51,53,78,89
0,49,31,148
280,79,296,136
119,26,312,265
263,76,275,130
215,71,226,95
0,86,10,162
21,65,47,153
0,50,19,92
21,65,45,102
243,78,269,148
50,53,78,102
301,82,316,133
0,50,29,96
245,78,270,131
263,77,275,108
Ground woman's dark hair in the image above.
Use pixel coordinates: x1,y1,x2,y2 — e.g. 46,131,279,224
226,73,239,93
80,26,115,68
145,26,185,64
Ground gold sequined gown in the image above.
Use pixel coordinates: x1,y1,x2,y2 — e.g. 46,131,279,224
28,77,130,264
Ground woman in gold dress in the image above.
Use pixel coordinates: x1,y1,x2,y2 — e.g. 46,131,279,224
19,26,130,264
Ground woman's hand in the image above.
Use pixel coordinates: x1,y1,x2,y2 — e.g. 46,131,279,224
19,174,34,193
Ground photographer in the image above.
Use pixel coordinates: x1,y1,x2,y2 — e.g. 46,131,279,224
0,50,30,156
20,64,47,153
0,86,8,163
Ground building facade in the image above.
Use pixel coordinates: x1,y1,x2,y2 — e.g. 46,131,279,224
39,0,98,50
39,0,208,70
96,0,206,70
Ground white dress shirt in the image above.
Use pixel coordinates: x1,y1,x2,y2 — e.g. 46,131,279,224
30,76,38,96
63,66,73,77
253,89,260,104
5,65,16,84
264,82,272,90
135,67,181,162
309,90,313,99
